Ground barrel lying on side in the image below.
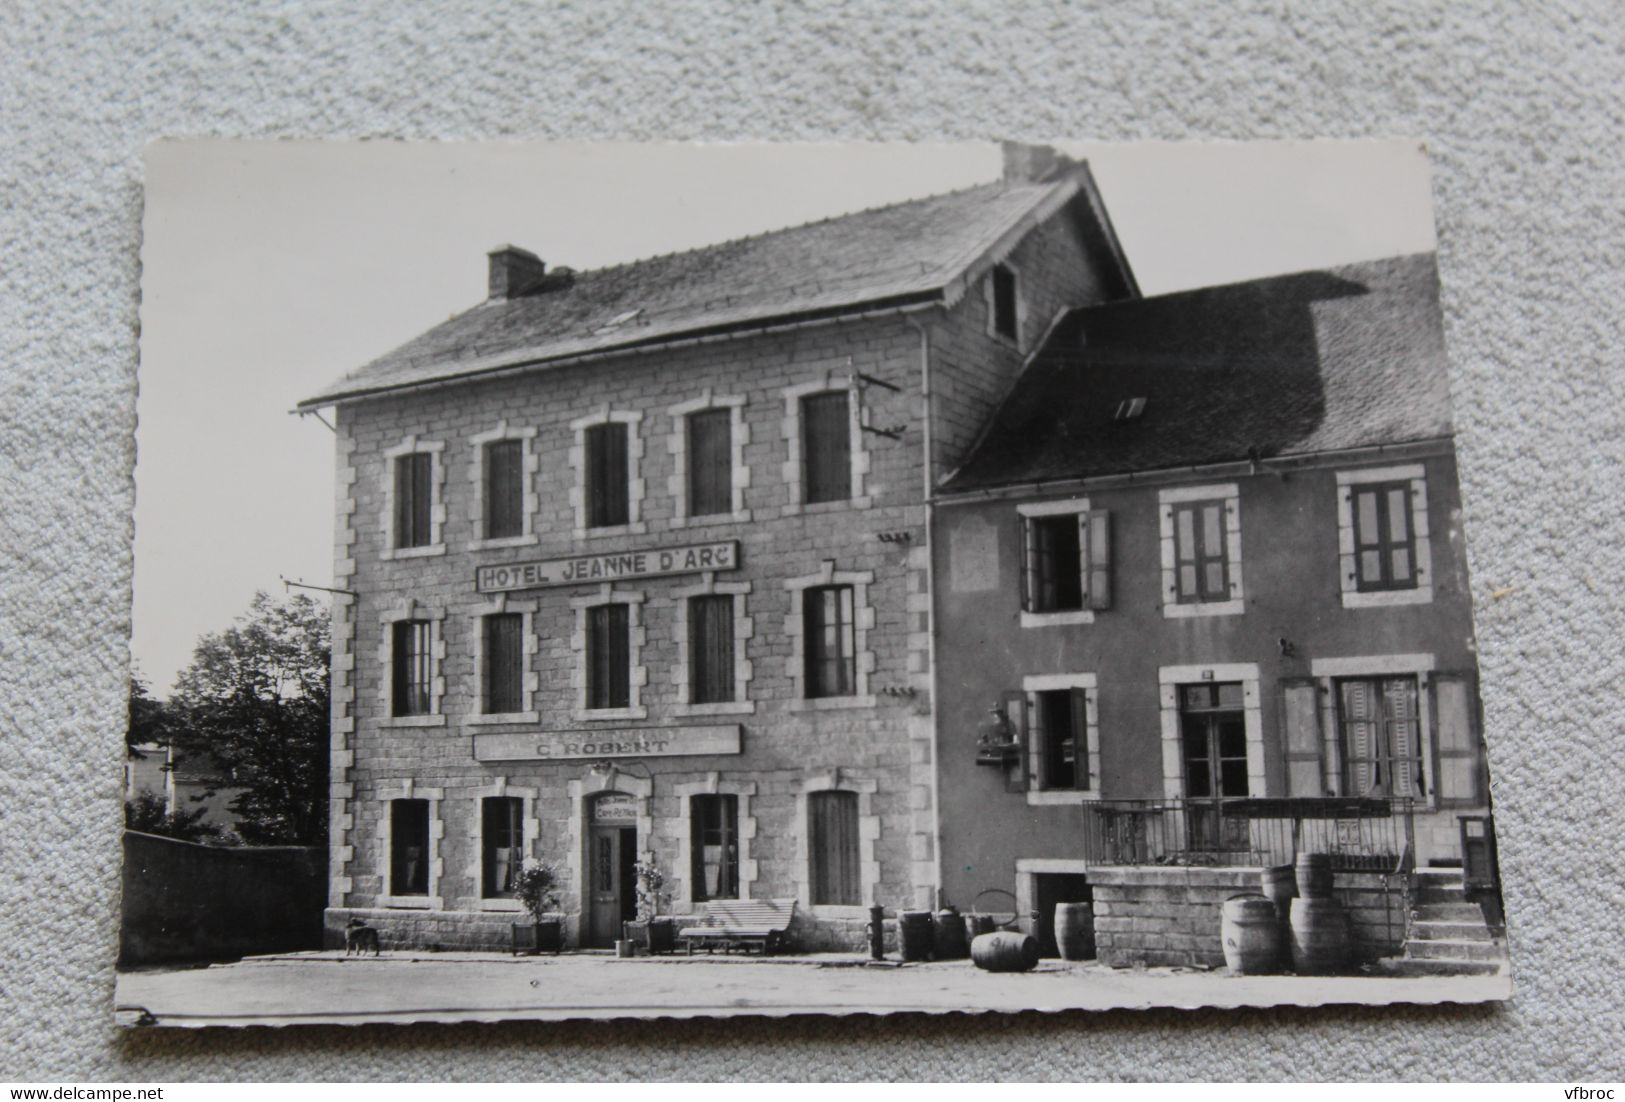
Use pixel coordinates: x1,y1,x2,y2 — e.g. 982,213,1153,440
970,931,1039,973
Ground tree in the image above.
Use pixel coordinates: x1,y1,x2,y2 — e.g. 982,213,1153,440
124,791,220,844
169,591,330,845
127,673,176,753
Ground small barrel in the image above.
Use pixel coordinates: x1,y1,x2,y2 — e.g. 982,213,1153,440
1260,864,1298,922
1221,893,1283,975
898,910,935,962
1288,896,1351,975
967,914,998,938
1054,902,1096,962
932,908,969,961
1295,852,1335,899
970,931,1040,973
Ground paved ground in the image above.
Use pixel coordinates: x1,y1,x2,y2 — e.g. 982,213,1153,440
114,951,1511,1026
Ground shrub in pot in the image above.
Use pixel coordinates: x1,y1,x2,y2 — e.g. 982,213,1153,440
622,859,676,955
511,859,565,955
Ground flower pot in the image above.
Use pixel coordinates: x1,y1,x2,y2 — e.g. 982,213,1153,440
512,917,564,956
624,918,678,955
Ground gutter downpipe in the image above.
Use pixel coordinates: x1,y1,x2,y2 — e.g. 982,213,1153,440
906,311,945,911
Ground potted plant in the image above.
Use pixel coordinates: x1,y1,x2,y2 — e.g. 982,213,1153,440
511,859,565,955
622,858,676,955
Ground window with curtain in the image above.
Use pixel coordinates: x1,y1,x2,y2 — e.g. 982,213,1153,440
391,619,432,716
1337,675,1425,798
688,594,735,705
483,439,523,540
800,391,851,504
686,408,733,518
482,796,524,897
586,603,631,710
809,790,860,906
585,421,630,528
482,612,523,714
390,798,430,896
690,794,739,902
803,585,855,698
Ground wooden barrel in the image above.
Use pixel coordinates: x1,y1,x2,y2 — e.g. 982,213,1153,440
967,914,998,938
932,908,969,961
1288,896,1350,975
970,931,1040,973
1260,864,1298,922
899,910,935,962
1221,894,1282,975
1055,902,1095,962
1295,852,1335,899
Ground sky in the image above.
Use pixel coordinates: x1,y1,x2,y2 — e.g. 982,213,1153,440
133,139,1436,694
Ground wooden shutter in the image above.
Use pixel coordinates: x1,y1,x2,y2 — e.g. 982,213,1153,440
1069,686,1091,791
587,604,631,709
395,453,431,548
483,613,523,714
1019,516,1037,612
1280,678,1323,797
687,410,732,517
1086,510,1112,611
485,440,523,539
1001,688,1029,793
1432,672,1483,807
810,791,860,906
689,595,735,704
586,423,629,527
802,392,851,504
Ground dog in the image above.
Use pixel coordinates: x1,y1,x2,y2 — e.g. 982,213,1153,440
345,917,381,957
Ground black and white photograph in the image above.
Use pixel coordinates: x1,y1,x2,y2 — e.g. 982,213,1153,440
115,139,1511,1027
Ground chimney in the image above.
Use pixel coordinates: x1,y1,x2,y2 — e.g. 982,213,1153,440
1001,142,1066,184
487,245,550,300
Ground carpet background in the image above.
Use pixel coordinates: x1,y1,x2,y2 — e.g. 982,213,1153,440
2,0,1621,1081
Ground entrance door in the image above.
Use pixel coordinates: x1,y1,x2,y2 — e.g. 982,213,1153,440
1034,873,1093,958
1179,683,1251,854
587,823,638,947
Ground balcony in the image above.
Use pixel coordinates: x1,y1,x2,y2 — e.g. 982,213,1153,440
1079,797,1417,871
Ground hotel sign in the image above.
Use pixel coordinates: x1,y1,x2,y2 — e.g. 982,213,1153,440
475,540,739,593
472,724,742,763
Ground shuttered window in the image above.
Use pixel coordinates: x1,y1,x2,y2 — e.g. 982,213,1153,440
801,392,851,504
1021,510,1112,613
585,422,630,528
391,620,432,716
390,798,430,896
1336,676,1425,798
586,603,631,710
1032,687,1090,791
688,594,735,705
1432,672,1482,807
991,263,1019,340
484,440,524,540
687,409,733,518
1352,481,1418,591
482,612,523,715
393,453,433,548
809,790,861,906
1174,501,1230,602
481,796,524,897
804,585,856,698
1280,679,1324,798
691,794,739,902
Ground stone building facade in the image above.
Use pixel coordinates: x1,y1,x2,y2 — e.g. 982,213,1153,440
299,146,1138,950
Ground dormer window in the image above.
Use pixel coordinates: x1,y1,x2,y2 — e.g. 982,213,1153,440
991,263,1020,342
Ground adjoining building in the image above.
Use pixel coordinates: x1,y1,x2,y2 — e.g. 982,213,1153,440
930,254,1502,970
297,145,1139,950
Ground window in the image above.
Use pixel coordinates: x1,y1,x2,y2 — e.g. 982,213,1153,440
808,790,861,906
686,409,733,518
1336,676,1425,798
393,453,432,549
1025,515,1083,611
804,585,856,698
1033,688,1090,791
584,421,630,528
1351,482,1418,591
691,794,739,902
991,263,1019,341
390,798,430,896
585,603,631,710
688,594,735,705
391,620,432,717
483,439,523,540
1173,500,1230,602
800,392,851,505
481,796,524,898
482,613,523,715
1178,682,1249,852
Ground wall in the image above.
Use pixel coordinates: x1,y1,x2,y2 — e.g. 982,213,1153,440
118,832,326,965
1090,866,1407,969
933,451,1484,910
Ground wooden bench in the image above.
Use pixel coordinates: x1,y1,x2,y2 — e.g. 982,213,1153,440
677,898,797,956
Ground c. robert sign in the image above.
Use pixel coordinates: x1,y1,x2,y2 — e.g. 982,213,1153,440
475,540,739,593
473,725,742,762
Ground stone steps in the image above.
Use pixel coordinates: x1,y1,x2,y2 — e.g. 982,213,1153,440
1404,937,1502,961
1376,956,1504,978
1387,870,1509,975
1407,919,1493,941
1411,902,1484,923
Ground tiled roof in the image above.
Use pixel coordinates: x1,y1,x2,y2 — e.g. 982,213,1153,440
940,253,1453,494
301,172,1129,407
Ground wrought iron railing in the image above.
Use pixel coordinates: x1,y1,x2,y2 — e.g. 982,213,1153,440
1078,797,1417,870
